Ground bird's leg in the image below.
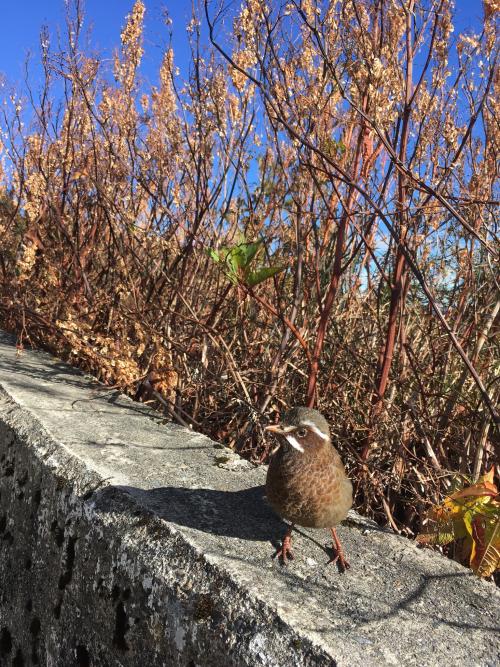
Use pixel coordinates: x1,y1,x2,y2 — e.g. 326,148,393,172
329,527,350,572
274,523,295,564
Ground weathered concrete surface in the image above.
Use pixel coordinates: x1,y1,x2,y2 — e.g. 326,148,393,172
0,331,498,667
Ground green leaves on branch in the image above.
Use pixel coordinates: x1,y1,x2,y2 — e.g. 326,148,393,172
323,137,346,159
245,265,284,286
207,239,285,287
417,469,500,578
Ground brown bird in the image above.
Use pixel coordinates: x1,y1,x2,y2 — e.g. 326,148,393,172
265,407,352,571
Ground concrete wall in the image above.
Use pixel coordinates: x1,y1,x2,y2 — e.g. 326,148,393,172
0,331,498,667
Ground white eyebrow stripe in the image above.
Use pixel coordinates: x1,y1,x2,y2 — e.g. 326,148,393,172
300,420,329,440
285,435,304,453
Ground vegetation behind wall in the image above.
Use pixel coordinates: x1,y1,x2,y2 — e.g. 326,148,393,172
0,1,498,564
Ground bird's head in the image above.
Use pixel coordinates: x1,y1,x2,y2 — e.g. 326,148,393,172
265,406,330,454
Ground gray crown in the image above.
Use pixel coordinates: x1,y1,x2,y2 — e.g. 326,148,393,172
281,407,330,438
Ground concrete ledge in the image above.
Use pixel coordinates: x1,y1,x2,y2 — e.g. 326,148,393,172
0,331,498,666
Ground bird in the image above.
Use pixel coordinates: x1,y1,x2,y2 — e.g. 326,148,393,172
265,406,353,572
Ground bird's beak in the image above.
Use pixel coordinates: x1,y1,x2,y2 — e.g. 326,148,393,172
265,423,304,453
264,424,285,435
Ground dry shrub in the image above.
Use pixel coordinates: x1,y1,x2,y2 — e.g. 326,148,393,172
0,0,498,536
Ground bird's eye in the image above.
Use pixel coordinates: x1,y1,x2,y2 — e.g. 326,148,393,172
296,428,307,438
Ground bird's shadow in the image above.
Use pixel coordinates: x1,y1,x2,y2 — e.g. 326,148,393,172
115,484,329,556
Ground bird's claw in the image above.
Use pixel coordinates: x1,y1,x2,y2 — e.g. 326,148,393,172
329,527,350,572
274,533,294,565
328,550,350,572
275,545,294,565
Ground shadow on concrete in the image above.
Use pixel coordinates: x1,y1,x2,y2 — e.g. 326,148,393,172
93,483,340,565
360,570,500,632
222,551,500,634
90,484,500,636
115,484,289,544
103,483,340,559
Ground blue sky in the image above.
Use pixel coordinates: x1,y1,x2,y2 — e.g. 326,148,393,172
0,1,195,92
0,1,485,93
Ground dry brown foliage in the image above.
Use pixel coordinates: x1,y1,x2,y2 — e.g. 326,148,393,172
0,0,498,536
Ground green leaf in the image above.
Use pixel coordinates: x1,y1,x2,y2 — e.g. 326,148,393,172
323,137,346,158
223,249,239,275
206,248,221,263
474,512,500,577
246,265,286,286
231,240,263,269
206,246,238,283
416,530,455,546
421,476,500,577
206,240,272,285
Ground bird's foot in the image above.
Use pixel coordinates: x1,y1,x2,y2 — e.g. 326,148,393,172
273,528,294,565
328,527,350,573
328,550,350,572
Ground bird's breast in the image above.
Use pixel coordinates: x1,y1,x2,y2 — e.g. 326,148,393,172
265,446,353,528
